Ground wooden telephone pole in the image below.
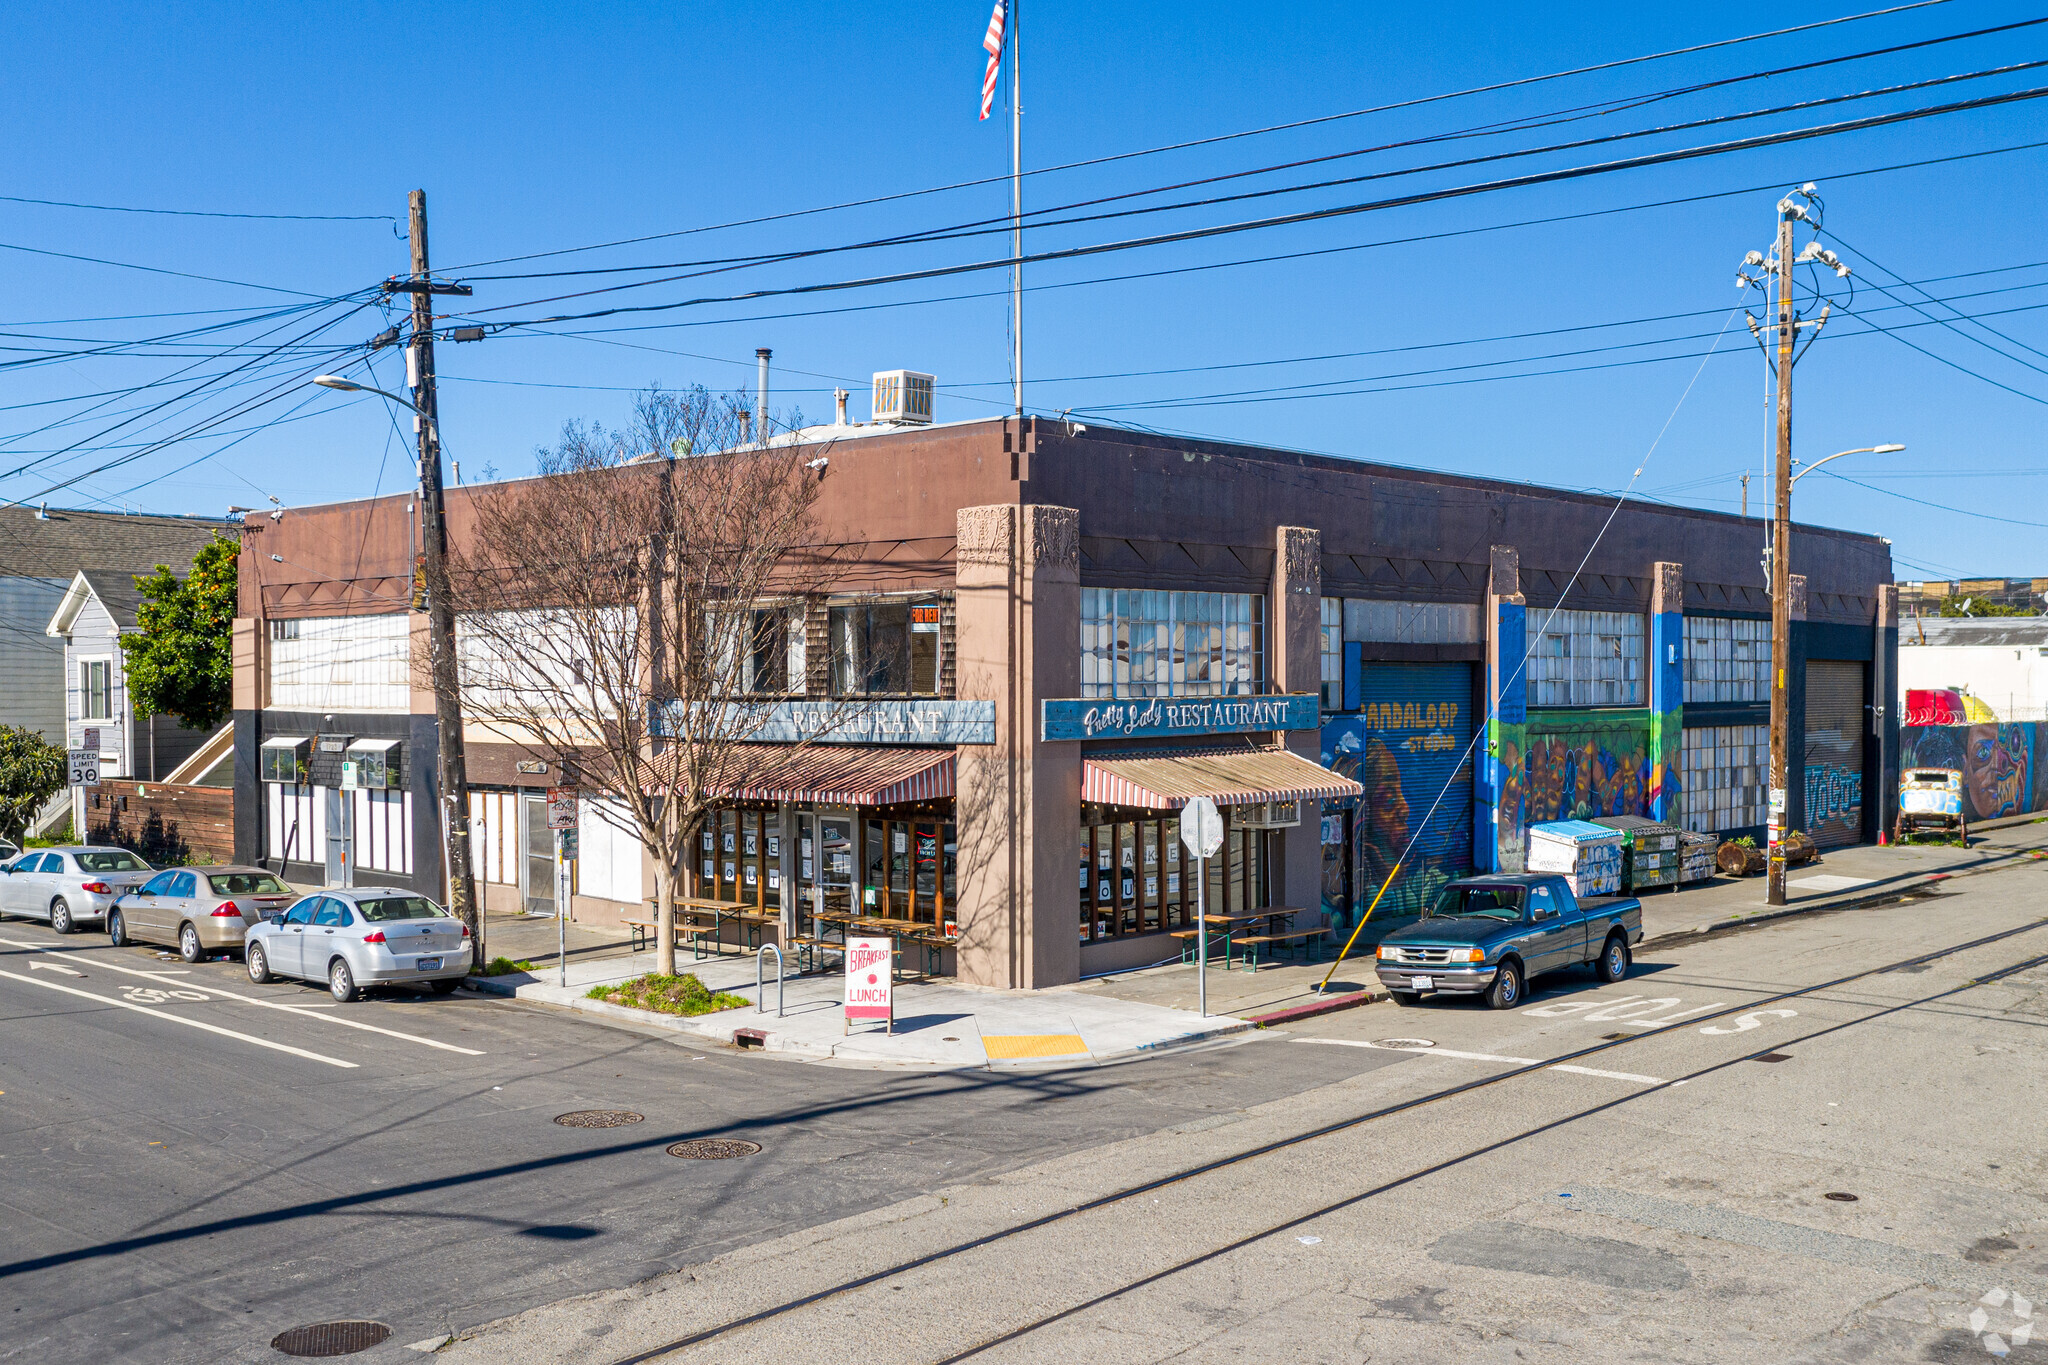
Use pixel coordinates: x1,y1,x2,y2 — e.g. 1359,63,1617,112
1767,202,1796,908
403,190,483,953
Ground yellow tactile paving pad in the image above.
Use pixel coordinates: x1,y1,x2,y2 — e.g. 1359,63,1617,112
981,1034,1089,1059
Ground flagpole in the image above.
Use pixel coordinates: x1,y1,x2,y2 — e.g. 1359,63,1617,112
1010,0,1023,420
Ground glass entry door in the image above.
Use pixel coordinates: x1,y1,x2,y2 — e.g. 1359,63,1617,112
798,810,857,926
521,793,556,916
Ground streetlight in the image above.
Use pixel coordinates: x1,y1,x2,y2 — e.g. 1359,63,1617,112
313,374,426,420
1790,443,1905,486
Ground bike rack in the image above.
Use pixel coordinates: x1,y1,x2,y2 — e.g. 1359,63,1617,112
756,943,784,1017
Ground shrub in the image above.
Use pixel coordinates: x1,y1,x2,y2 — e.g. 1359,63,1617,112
585,973,748,1017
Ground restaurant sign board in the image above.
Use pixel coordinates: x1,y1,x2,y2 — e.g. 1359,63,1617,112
1040,693,1318,743
844,937,894,1034
654,699,995,746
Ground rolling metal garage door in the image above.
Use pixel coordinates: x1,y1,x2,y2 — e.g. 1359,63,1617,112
1350,662,1476,917
1805,660,1866,848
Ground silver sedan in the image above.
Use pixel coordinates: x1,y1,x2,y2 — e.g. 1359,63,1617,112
244,887,473,1002
0,846,155,933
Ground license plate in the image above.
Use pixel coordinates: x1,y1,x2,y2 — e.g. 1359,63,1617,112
415,957,442,971
1412,976,1435,991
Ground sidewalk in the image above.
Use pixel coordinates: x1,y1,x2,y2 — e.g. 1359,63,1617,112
1074,814,2048,1025
464,816,2047,1069
467,940,1256,1070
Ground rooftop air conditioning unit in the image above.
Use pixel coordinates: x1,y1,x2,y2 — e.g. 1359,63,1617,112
872,369,934,425
1233,800,1302,830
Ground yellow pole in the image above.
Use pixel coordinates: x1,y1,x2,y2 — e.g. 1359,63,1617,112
1315,856,1408,995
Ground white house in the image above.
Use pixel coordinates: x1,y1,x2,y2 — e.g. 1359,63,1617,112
46,569,216,819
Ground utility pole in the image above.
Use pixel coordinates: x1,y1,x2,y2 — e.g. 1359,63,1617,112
1766,202,1796,908
1740,471,1750,519
405,190,483,955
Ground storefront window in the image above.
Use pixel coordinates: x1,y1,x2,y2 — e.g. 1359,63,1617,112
830,598,941,696
1320,596,1343,712
1077,807,1266,942
1079,589,1264,700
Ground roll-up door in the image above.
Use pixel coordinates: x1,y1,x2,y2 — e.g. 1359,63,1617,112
1804,660,1866,847
1344,662,1477,918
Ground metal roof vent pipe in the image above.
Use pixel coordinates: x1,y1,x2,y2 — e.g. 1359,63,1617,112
834,387,849,426
755,347,771,444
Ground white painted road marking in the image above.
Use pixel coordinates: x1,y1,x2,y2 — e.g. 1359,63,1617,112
0,968,359,1068
1699,1008,1800,1035
1293,1037,1670,1085
0,936,484,1056
27,961,83,977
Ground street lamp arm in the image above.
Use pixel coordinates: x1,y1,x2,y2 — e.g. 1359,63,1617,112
311,375,425,417
1789,443,1905,486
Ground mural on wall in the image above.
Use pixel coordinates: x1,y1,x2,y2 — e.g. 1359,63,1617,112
1901,723,2045,820
1522,712,1665,824
1491,599,1528,873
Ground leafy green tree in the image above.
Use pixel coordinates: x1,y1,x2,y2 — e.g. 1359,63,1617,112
120,534,238,733
0,726,65,844
1937,595,2031,617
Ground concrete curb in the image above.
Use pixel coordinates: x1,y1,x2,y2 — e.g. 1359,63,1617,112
1244,989,1380,1028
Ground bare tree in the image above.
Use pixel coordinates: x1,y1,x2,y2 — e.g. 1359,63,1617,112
445,386,840,976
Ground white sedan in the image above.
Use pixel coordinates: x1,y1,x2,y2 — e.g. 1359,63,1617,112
244,886,473,1002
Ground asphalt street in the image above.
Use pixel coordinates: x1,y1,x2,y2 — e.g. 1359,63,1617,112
430,859,2048,1365
0,924,1379,1364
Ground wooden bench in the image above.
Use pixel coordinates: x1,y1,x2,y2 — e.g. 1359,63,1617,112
785,935,843,975
623,914,717,956
1231,929,1326,970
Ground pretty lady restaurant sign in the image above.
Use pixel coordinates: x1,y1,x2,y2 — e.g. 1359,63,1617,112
1040,694,1319,742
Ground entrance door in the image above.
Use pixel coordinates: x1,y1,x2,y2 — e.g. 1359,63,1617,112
1805,660,1867,847
323,788,353,888
801,810,857,924
521,794,556,915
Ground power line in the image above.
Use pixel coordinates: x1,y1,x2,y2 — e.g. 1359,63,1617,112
1811,466,2048,527
0,192,397,223
1824,225,2048,368
466,87,2048,331
0,239,343,298
437,0,1959,272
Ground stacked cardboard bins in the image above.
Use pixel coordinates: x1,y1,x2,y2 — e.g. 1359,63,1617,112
1679,829,1718,884
1525,820,1625,897
1593,816,1683,892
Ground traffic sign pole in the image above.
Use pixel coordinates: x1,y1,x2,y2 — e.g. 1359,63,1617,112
1179,797,1224,1018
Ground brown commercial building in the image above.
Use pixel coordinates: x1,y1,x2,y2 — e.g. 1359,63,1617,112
234,406,1896,989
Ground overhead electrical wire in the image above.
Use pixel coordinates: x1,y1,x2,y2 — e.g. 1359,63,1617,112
460,87,2048,331
0,192,396,223
1823,225,2048,370
438,0,1960,272
1810,466,2048,527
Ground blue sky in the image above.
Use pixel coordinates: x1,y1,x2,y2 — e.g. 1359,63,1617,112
2,0,2044,579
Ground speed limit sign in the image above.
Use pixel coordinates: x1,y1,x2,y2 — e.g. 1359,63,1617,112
67,748,99,786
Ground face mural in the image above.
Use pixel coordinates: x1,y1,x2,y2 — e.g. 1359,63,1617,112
1900,722,2045,822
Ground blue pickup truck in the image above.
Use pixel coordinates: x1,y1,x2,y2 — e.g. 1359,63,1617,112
1373,873,1644,1010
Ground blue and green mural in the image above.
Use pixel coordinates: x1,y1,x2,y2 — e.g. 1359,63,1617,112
1522,710,1668,824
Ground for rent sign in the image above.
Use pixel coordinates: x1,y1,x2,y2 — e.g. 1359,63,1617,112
843,937,894,1034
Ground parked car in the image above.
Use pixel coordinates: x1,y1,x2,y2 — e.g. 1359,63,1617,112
0,839,17,864
106,866,299,962
1896,767,1967,844
0,846,155,933
244,887,473,1001
1373,873,1644,1009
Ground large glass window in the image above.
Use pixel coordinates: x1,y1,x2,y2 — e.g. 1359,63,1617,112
80,659,111,721
1320,597,1343,712
1078,589,1264,699
1076,808,1261,942
1681,724,1769,834
1529,609,1645,707
1684,616,1771,703
707,604,805,695
830,598,940,696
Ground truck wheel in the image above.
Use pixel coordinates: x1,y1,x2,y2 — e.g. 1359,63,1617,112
1484,959,1523,1010
1596,933,1631,984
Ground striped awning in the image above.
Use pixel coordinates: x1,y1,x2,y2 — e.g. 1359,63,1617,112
1082,744,1362,810
691,744,955,806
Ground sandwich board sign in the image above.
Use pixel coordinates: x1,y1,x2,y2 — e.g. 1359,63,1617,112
843,937,894,1034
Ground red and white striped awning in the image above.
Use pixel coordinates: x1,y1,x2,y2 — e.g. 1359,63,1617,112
694,744,955,806
1081,745,1361,811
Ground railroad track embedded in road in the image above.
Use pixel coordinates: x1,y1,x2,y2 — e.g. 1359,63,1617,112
611,910,2048,1365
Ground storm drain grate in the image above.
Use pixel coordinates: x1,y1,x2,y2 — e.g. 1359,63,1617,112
1752,1053,1793,1063
668,1138,762,1160
270,1320,392,1357
555,1110,645,1129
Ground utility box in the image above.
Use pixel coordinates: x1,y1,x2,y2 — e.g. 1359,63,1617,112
871,370,934,425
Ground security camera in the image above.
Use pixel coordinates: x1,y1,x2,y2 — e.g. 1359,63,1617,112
805,457,829,471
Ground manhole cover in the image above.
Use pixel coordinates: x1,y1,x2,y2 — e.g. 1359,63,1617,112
667,1138,762,1160
1375,1038,1436,1050
555,1110,644,1128
270,1320,393,1357
1824,1191,1860,1202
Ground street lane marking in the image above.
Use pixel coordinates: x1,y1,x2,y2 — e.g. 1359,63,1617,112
0,936,484,1055
27,961,82,977
0,968,358,1068
1293,1036,1668,1084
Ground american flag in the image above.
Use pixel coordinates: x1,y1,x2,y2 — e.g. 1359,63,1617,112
979,0,1006,120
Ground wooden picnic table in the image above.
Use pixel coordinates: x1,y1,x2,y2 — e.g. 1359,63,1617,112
643,897,781,958
1171,906,1307,969
813,910,955,978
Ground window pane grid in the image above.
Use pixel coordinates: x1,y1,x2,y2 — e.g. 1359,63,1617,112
1683,616,1772,703
1528,609,1646,707
1680,723,1770,833
1079,588,1264,699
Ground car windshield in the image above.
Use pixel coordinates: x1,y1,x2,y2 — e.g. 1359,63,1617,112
1908,770,1954,784
75,850,148,872
209,873,291,895
1426,885,1525,921
356,896,445,922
